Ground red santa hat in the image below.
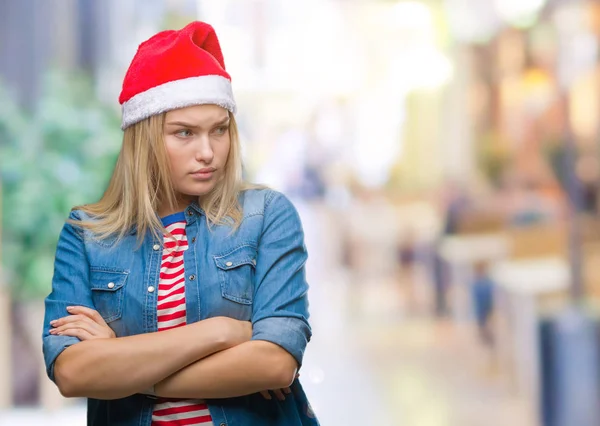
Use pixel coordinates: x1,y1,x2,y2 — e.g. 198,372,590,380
119,21,236,129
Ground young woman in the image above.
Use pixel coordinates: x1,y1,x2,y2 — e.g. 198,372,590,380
42,21,318,426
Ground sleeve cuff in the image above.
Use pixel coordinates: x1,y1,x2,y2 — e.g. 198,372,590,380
43,335,80,383
251,316,312,366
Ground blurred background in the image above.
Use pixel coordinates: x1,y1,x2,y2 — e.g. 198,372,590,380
2,0,600,425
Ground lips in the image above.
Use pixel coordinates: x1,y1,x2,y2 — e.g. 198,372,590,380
193,167,216,174
190,168,216,180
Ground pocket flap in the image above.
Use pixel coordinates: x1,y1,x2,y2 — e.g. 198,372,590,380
90,269,128,292
214,245,257,270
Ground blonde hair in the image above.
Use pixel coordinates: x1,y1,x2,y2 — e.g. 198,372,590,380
72,111,257,242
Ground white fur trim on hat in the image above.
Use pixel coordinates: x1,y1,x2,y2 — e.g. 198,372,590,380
121,75,236,129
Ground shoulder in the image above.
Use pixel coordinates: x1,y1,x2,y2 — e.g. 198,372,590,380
65,209,97,234
61,209,88,239
65,209,122,247
68,208,93,222
239,188,300,219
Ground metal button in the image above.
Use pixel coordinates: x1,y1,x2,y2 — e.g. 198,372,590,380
107,282,115,289
147,286,155,293
189,274,196,281
219,423,226,426
152,244,160,251
225,261,233,267
191,237,196,243
187,210,194,216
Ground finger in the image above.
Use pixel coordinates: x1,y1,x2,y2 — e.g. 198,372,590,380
51,314,96,328
57,328,95,341
260,391,272,400
51,314,115,339
66,306,108,326
52,321,114,339
51,321,99,336
283,387,292,395
51,315,103,335
272,389,286,401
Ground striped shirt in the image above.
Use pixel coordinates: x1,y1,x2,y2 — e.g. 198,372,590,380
152,213,214,426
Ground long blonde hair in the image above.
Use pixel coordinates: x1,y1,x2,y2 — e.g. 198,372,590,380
72,111,256,242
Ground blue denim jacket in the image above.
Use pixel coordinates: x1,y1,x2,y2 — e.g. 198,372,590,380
42,189,319,426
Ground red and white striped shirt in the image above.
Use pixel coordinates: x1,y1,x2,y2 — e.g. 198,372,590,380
152,213,214,426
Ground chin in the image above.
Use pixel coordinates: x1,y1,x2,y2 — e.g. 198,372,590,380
177,174,224,198
185,183,218,197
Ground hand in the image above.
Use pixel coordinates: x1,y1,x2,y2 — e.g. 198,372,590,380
260,373,300,401
49,306,116,340
260,387,292,401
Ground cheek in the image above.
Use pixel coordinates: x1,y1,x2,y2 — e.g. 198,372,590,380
165,145,187,171
217,139,232,162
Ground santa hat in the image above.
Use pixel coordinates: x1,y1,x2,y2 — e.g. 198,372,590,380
119,21,236,130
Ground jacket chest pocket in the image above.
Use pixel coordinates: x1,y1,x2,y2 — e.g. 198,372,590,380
214,245,257,305
90,269,128,323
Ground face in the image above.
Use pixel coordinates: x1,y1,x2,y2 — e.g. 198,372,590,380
163,104,231,207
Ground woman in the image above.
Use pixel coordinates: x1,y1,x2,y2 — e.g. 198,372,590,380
42,21,318,426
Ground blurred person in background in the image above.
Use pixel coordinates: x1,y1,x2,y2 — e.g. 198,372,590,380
471,261,495,348
396,228,422,315
430,181,471,318
41,21,318,426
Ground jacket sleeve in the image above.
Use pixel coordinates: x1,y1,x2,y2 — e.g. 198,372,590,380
42,210,95,382
250,191,312,366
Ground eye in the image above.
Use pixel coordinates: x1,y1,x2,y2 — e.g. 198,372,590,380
175,129,193,138
213,125,229,136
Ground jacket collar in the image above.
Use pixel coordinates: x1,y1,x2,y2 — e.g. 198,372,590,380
128,202,205,235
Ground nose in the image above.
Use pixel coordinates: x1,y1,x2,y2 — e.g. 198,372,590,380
194,134,214,164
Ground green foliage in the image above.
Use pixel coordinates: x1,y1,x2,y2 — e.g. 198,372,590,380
0,71,121,299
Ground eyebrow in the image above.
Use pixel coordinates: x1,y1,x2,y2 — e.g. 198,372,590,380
165,116,230,128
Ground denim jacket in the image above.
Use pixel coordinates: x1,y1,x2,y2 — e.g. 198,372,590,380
42,189,319,426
